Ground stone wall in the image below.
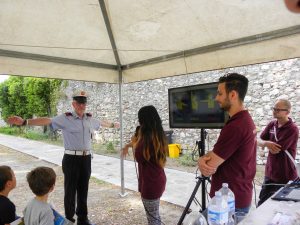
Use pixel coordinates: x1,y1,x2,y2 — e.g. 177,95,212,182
57,58,300,163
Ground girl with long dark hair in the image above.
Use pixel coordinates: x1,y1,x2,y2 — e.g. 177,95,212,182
122,105,168,225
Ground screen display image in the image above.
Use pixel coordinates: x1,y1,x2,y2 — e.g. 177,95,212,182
168,82,228,129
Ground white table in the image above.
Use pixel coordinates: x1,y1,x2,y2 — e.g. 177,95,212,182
239,198,300,224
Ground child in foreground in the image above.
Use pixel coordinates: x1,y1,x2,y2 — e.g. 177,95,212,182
23,166,56,225
0,165,17,225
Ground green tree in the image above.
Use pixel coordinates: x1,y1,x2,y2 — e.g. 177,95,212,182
0,81,13,119
24,78,62,117
4,77,30,119
0,76,63,123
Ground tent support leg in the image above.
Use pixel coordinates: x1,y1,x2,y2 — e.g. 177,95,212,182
118,69,127,197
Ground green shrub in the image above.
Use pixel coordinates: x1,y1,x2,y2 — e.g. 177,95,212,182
0,126,49,141
91,143,104,154
177,153,198,167
0,126,23,135
21,131,48,140
106,141,117,153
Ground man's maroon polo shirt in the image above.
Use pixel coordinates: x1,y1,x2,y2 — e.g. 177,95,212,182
210,110,257,208
261,118,299,183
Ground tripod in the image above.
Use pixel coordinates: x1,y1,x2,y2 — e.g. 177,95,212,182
177,128,210,225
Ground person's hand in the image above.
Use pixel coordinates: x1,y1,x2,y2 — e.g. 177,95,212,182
264,141,281,154
7,116,24,126
131,135,138,144
198,155,217,177
284,0,300,13
121,144,131,158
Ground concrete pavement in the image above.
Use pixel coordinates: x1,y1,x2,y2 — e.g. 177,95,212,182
0,134,204,211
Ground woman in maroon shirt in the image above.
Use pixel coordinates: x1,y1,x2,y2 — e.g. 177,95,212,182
123,105,168,225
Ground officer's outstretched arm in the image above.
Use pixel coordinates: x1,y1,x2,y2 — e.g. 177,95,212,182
7,116,51,126
27,117,52,126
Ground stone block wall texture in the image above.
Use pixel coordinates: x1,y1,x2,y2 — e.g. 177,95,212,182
57,58,300,164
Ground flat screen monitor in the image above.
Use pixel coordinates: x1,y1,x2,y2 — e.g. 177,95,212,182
168,82,228,129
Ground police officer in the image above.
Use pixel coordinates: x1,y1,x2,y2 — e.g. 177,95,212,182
7,90,119,225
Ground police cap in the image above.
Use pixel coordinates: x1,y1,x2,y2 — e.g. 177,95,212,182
72,90,87,104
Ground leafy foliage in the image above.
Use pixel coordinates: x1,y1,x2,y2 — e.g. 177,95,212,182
0,126,23,135
22,130,49,140
0,76,63,120
106,141,117,153
0,82,12,118
0,77,30,119
0,126,52,140
177,153,198,167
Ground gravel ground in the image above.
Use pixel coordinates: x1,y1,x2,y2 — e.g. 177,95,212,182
0,145,185,225
0,142,264,225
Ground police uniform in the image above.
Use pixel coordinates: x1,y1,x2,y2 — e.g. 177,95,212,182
50,97,100,223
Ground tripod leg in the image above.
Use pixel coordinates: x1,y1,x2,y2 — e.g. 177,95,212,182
177,178,202,225
201,178,207,211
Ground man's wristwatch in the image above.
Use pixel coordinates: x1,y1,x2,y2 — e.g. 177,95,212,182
110,122,115,128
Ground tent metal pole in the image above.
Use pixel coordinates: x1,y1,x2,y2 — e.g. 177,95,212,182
0,49,117,70
98,0,121,66
118,69,127,197
98,0,127,196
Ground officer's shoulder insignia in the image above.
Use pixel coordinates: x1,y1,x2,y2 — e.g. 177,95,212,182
65,112,73,116
86,113,92,117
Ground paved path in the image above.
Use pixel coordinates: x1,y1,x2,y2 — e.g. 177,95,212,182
0,134,204,210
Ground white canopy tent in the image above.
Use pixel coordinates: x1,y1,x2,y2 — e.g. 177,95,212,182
1,0,300,83
1,0,300,194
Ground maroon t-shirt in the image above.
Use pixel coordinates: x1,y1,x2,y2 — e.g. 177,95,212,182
260,118,299,183
210,110,257,208
134,142,166,200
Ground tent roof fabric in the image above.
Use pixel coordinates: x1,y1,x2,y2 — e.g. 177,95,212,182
0,0,300,83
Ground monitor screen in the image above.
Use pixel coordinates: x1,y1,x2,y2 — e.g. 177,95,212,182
168,82,228,129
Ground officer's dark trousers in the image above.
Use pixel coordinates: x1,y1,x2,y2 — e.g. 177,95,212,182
62,154,91,221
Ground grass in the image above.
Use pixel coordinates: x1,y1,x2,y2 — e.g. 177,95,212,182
22,130,49,140
0,127,47,140
0,126,23,135
106,141,117,153
0,126,59,142
176,153,198,167
90,176,107,185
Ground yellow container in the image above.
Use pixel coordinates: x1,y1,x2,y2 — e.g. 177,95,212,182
168,144,181,158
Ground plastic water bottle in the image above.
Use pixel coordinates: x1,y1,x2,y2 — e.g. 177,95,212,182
183,211,207,225
207,191,229,225
220,183,235,225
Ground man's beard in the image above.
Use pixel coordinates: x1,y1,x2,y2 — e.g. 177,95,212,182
220,98,231,112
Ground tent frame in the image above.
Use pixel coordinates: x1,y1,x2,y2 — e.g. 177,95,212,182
1,25,300,73
1,0,300,195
